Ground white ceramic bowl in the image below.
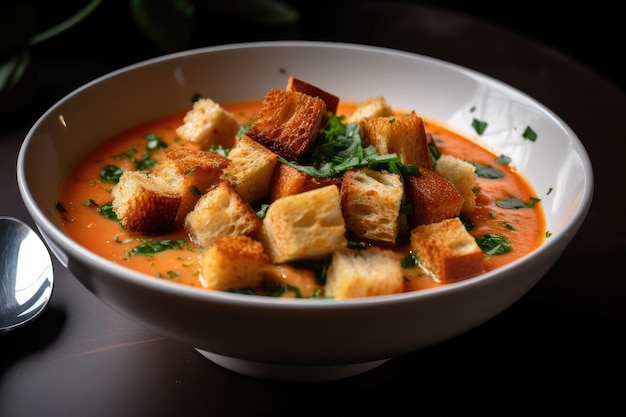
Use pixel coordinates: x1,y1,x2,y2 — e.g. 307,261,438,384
17,41,593,382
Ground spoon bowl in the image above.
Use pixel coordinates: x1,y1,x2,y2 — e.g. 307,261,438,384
0,216,54,333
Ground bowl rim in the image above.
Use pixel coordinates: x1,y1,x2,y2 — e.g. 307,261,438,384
17,40,594,309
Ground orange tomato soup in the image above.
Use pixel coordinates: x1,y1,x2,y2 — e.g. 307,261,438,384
57,101,546,294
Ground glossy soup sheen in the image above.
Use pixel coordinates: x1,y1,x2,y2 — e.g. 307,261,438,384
58,101,546,294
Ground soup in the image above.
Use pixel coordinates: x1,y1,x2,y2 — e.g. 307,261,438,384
57,98,546,296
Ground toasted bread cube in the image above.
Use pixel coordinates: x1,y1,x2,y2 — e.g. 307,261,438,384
222,136,279,203
153,145,230,224
111,170,181,235
405,169,464,227
185,181,262,247
269,162,342,202
176,98,239,148
199,235,270,291
246,89,326,161
324,247,404,299
345,96,394,123
410,217,485,283
359,111,431,168
340,168,403,244
434,154,478,213
260,185,348,263
286,76,339,114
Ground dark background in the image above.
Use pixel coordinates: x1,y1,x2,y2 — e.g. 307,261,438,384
13,0,624,122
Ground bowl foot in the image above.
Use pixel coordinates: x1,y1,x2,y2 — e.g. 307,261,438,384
195,348,389,383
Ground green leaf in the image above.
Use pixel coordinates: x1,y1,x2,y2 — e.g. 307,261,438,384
126,238,187,257
476,234,511,255
495,196,535,209
522,126,538,142
468,161,505,179
194,0,299,26
130,0,196,52
471,118,488,135
29,0,103,46
0,49,30,94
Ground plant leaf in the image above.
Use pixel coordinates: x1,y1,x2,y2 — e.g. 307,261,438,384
130,0,196,52
195,0,299,25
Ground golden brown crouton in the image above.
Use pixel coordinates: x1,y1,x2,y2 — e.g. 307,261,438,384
340,168,403,244
111,170,181,235
404,169,464,227
268,162,342,202
175,98,240,148
410,217,485,283
286,76,339,114
199,235,270,291
184,180,262,247
246,88,326,161
222,136,279,203
152,145,230,225
345,96,394,123
359,111,431,168
324,247,404,299
434,154,478,213
260,185,348,263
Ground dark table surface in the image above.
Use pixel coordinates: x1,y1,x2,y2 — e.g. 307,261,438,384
1,1,624,414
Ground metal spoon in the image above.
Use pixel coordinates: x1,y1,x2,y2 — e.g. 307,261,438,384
0,216,53,333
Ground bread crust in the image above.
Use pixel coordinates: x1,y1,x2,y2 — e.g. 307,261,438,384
222,135,279,203
152,144,229,225
175,97,239,148
285,76,339,114
405,169,464,227
269,162,342,202
434,154,477,213
410,217,485,283
246,89,326,161
340,167,403,244
359,110,431,168
345,96,394,123
324,247,404,299
185,180,262,247
260,185,348,263
111,170,181,235
199,235,270,291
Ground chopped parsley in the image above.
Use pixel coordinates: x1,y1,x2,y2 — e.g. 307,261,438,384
125,238,187,257
471,118,488,135
278,115,415,178
100,164,123,183
496,196,536,209
469,161,505,179
476,234,511,255
522,126,538,142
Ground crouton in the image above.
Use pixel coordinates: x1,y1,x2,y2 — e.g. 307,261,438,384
410,217,484,283
345,96,394,123
324,247,404,299
269,162,342,202
175,98,239,148
152,144,230,224
111,170,181,235
286,76,339,114
359,110,431,168
340,168,403,244
434,154,477,213
246,88,326,161
260,185,348,263
199,235,270,291
184,180,262,247
222,135,279,203
404,169,464,227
